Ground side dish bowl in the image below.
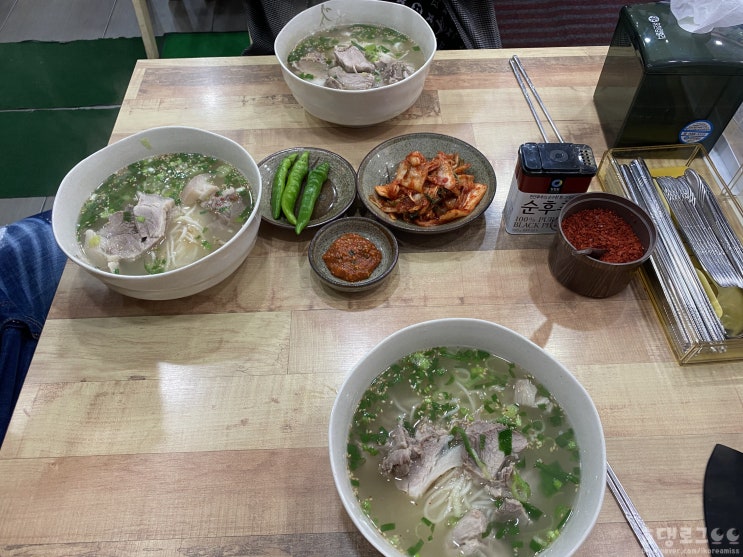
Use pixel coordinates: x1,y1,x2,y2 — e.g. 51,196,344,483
329,318,606,557
308,216,398,292
274,0,436,127
259,147,356,231
549,192,657,298
52,126,262,300
357,133,497,234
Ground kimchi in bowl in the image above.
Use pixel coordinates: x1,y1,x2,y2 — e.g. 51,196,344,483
356,133,497,234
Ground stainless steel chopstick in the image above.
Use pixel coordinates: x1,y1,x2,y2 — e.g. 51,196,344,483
607,463,665,557
509,57,550,143
620,159,727,344
509,55,565,143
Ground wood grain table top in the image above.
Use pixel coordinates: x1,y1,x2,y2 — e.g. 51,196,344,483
1,47,741,557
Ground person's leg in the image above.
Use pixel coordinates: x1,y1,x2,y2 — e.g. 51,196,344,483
0,210,66,445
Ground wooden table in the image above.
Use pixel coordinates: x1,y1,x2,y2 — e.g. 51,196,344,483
2,47,742,556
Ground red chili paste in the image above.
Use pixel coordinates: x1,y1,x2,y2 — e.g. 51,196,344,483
561,208,644,263
322,232,382,282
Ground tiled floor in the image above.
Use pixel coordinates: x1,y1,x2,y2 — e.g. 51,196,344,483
0,0,248,226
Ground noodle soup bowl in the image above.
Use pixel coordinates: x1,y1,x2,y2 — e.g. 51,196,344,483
274,0,436,127
329,318,606,557
52,126,262,300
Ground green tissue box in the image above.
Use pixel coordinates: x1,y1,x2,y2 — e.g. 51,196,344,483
594,2,743,151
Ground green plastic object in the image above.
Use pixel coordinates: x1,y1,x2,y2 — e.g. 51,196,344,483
593,2,743,150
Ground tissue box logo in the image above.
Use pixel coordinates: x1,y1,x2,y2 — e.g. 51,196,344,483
648,15,667,39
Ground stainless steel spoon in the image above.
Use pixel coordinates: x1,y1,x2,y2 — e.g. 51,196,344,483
572,247,607,259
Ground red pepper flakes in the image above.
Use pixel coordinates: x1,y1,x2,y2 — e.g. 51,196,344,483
561,208,644,263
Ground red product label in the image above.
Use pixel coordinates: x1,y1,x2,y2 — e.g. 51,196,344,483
514,162,593,194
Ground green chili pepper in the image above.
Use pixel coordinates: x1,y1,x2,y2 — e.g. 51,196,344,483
295,161,330,234
270,153,298,220
451,425,491,480
280,151,310,226
509,469,532,502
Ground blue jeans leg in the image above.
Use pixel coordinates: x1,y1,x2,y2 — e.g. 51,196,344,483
0,210,67,445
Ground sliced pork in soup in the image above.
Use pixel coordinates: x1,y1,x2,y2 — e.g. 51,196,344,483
347,347,581,557
78,152,254,275
287,24,424,91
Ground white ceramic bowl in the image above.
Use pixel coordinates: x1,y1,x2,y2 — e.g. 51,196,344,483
329,318,606,557
274,0,437,127
52,126,262,300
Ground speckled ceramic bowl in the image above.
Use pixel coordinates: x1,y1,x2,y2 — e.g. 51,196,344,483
259,147,357,231
308,217,398,292
357,132,497,234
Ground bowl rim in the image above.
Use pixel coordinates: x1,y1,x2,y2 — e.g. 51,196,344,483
307,216,399,289
328,317,607,557
274,0,437,95
52,125,262,281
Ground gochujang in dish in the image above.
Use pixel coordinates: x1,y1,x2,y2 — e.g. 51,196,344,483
323,232,382,282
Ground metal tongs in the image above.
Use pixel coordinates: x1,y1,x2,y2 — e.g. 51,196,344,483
509,55,665,557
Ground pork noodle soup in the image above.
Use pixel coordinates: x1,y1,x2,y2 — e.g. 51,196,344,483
77,152,254,275
348,347,580,557
287,24,425,90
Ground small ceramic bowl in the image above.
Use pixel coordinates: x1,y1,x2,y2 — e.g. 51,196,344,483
259,147,357,231
308,217,398,292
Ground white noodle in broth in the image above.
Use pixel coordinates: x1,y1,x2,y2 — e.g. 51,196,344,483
347,347,580,557
77,152,254,275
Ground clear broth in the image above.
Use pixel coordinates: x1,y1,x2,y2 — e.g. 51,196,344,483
77,152,254,275
288,24,425,89
348,347,581,557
